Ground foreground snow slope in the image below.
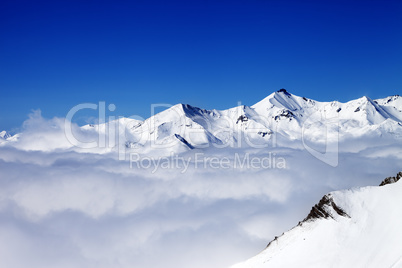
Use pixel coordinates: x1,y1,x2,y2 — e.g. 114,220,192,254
232,172,402,268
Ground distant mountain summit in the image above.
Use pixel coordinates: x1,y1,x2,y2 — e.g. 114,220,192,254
1,90,402,153
231,171,402,268
0,131,10,140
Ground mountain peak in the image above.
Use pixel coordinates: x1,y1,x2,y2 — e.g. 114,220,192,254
276,88,292,97
152,103,202,118
0,130,10,139
252,89,305,113
352,96,373,104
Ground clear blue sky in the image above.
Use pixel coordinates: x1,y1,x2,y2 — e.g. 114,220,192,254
1,0,401,131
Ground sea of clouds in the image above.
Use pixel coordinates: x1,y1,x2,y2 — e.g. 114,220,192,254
0,112,401,268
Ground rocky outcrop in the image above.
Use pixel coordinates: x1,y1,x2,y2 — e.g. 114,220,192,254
379,172,402,186
236,115,249,124
174,134,194,149
303,194,349,222
274,110,295,121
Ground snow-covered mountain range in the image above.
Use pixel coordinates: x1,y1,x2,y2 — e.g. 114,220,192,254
1,89,401,153
232,172,402,268
1,91,401,268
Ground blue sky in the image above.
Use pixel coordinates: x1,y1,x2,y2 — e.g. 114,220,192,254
1,0,401,131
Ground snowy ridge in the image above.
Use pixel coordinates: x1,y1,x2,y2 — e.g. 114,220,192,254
231,172,402,268
1,90,402,153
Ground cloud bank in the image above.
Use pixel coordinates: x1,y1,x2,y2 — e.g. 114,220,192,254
0,113,401,268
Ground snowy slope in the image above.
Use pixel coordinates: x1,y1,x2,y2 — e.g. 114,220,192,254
231,172,402,268
1,90,401,153
375,94,402,122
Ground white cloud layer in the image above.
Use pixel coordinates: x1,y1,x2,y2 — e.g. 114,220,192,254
0,113,401,268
